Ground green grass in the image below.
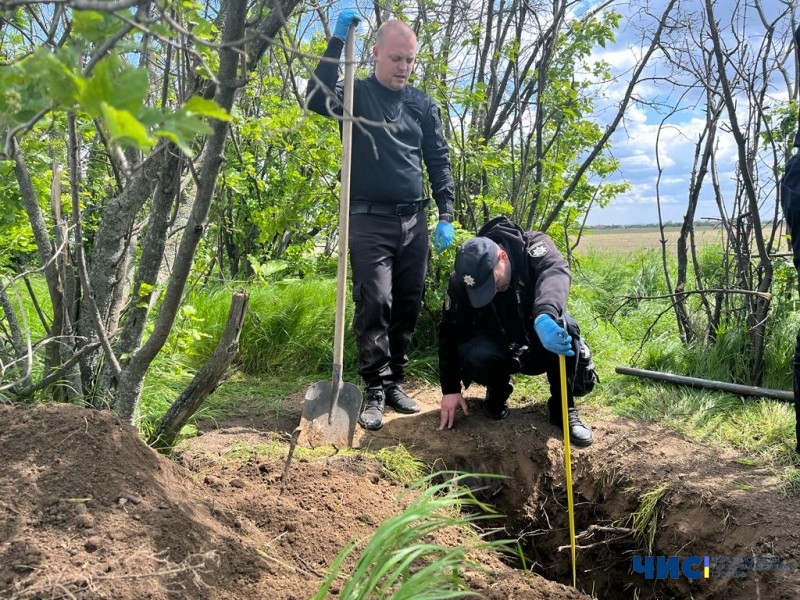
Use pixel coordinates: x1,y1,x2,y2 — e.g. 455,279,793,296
568,249,800,474
135,247,800,479
311,472,512,600
195,373,307,421
624,484,669,554
180,280,360,379
784,467,800,495
598,375,799,467
374,445,428,482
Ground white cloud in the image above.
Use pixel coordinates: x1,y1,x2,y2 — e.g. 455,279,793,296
583,4,791,227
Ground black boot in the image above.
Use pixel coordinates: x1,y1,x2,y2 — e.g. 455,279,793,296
482,383,512,420
383,383,420,414
548,398,593,447
358,388,385,430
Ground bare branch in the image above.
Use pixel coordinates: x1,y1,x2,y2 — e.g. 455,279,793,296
68,116,122,379
4,107,52,158
3,341,102,395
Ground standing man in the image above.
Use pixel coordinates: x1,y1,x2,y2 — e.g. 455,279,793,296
307,11,456,431
780,133,800,454
437,216,597,447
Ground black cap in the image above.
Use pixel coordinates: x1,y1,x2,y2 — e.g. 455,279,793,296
454,237,499,308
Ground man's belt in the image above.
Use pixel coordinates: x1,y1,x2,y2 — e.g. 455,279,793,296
350,199,429,217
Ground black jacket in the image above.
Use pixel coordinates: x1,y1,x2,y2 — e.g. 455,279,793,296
306,37,454,217
438,217,571,394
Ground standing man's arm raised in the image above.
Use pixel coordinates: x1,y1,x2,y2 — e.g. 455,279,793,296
306,10,361,117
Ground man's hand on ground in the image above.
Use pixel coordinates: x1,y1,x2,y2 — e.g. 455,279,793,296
439,392,469,430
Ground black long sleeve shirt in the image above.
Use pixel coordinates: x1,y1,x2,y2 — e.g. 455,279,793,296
438,217,572,394
306,36,454,217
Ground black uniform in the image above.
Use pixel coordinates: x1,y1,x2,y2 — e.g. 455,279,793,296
779,140,800,453
438,217,594,415
307,36,455,388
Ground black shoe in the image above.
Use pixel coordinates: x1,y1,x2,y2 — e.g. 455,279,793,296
482,383,512,421
549,407,593,447
383,384,420,414
481,382,514,421
358,389,385,430
482,401,509,420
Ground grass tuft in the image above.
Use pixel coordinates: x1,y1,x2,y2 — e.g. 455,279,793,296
374,444,428,483
624,484,669,555
783,467,800,496
311,472,512,600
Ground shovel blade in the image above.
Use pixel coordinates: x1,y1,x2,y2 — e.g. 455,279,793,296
298,381,362,447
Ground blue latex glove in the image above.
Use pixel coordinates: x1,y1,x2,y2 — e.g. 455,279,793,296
534,314,575,356
433,221,454,253
333,9,361,40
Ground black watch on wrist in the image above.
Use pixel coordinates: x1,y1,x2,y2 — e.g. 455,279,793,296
439,213,454,223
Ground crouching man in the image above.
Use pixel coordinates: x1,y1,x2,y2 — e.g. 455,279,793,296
437,216,597,447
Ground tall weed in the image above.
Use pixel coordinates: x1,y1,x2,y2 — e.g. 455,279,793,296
178,281,360,379
569,242,799,469
311,473,511,600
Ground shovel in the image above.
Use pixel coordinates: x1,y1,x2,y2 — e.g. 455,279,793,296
298,24,362,447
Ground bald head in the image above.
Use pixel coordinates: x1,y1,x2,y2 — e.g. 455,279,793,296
373,20,417,91
376,20,416,45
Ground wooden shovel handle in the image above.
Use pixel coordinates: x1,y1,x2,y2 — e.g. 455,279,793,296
331,23,356,389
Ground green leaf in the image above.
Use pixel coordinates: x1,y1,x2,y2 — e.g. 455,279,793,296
45,52,84,107
154,130,193,157
80,55,149,116
73,10,128,44
0,48,83,125
184,95,231,121
156,108,214,156
100,102,154,151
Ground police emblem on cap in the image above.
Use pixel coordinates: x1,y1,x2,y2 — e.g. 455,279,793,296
527,241,548,258
463,274,475,287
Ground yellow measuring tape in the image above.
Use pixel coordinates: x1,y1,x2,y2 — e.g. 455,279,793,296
559,353,577,587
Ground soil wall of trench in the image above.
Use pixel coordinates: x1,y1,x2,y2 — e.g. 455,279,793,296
369,396,800,600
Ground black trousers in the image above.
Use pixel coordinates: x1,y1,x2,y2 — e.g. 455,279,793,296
348,211,429,388
455,314,583,413
780,151,800,452
793,330,800,453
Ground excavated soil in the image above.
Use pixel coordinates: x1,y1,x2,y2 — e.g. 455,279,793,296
2,383,799,599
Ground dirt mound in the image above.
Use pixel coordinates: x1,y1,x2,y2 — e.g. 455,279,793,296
1,384,799,599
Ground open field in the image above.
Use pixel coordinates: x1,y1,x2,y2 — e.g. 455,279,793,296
576,225,782,254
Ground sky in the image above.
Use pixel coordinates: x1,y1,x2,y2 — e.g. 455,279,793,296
578,0,794,226
322,0,793,227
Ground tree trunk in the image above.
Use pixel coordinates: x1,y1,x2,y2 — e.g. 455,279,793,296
148,289,249,452
79,158,160,406
114,0,248,424
12,149,68,401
